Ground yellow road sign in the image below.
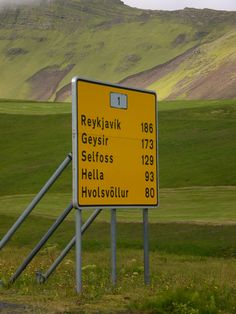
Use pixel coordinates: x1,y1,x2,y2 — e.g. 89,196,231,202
72,78,159,208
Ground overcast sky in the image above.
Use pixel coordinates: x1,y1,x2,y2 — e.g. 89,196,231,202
123,0,236,11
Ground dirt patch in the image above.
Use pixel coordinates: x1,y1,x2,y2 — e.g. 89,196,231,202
6,48,29,58
171,33,187,47
95,17,124,29
27,64,74,101
0,301,30,313
116,54,142,73
54,83,71,102
188,61,236,99
168,60,236,100
118,45,198,88
194,31,209,40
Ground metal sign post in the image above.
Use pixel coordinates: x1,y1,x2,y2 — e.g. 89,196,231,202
72,77,159,293
143,208,150,285
76,209,82,293
111,208,117,285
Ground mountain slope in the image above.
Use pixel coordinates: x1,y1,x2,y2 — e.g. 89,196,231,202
0,1,236,100
120,29,236,100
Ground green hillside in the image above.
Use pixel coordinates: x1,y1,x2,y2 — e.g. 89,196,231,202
148,29,236,99
0,0,236,100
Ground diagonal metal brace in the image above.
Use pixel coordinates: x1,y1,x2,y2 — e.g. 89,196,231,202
8,202,74,285
36,208,102,284
0,153,72,250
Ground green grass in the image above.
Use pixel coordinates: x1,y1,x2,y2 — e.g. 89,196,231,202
0,112,72,196
0,99,71,115
1,247,236,313
159,99,236,111
1,221,236,312
129,285,236,313
1,98,234,115
159,103,236,187
0,186,236,224
2,214,236,258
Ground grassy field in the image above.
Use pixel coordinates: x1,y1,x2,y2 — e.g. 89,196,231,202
1,213,236,257
0,99,71,115
1,98,235,115
0,186,236,224
0,99,235,195
1,221,236,313
0,99,236,312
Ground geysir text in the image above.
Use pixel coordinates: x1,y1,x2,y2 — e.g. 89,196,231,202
81,132,108,147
